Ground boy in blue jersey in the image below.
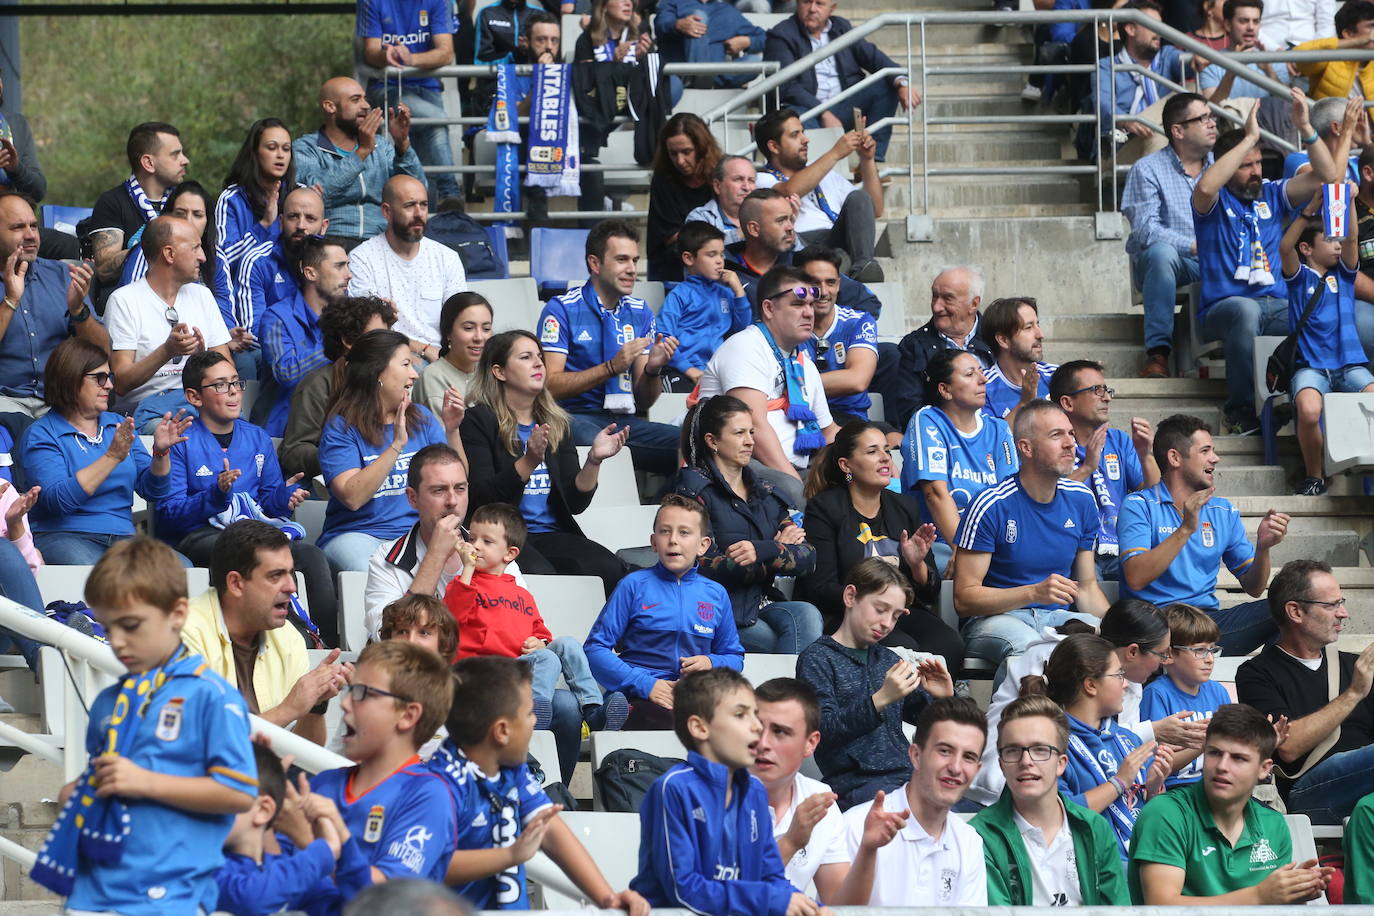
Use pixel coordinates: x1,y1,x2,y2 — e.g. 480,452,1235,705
1279,184,1374,495
980,296,1056,424
431,656,649,912
953,400,1110,665
33,537,257,915
655,220,753,392
1139,603,1231,788
1119,414,1289,655
1050,359,1160,582
311,640,458,889
632,668,821,916
798,246,879,425
585,494,746,730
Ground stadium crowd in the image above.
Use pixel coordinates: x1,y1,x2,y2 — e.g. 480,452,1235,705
5,0,1374,911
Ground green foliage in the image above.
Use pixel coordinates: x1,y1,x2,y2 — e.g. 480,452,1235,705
21,10,353,207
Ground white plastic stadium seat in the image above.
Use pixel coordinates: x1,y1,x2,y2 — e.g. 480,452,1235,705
573,505,658,554
36,565,209,607
1253,335,1287,416
536,812,641,908
294,500,328,546
337,570,369,651
576,445,639,510
528,729,561,783
468,277,543,335
648,391,689,425
524,574,606,644
742,652,798,686
1322,393,1374,477
674,89,740,119
1284,815,1329,905
632,281,666,313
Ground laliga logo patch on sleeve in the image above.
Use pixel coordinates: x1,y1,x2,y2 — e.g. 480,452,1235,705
540,316,559,344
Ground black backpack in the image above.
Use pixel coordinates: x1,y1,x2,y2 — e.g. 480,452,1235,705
593,748,683,812
424,209,503,279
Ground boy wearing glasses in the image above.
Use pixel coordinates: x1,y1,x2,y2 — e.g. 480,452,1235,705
972,694,1128,905
1140,604,1231,788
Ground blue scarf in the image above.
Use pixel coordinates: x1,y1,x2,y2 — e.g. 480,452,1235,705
756,322,824,455
31,645,206,896
766,165,838,221
487,64,522,223
588,285,636,413
124,174,166,224
526,64,580,197
1067,714,1146,860
1224,187,1276,287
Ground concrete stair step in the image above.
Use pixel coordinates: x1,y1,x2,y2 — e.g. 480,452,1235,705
1043,341,1146,377
1209,464,1291,499
918,174,1089,209
1102,377,1230,400
1043,312,1142,340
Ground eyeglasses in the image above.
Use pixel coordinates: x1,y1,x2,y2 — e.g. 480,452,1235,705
344,683,413,705
164,305,179,327
764,286,820,303
1297,597,1347,610
997,744,1060,763
84,371,116,388
1143,648,1172,662
198,379,248,394
1172,645,1224,659
1098,669,1128,681
1176,112,1217,127
1068,384,1116,399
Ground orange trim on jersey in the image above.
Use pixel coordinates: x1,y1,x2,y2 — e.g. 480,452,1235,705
210,765,259,787
1119,547,1149,557
344,754,422,805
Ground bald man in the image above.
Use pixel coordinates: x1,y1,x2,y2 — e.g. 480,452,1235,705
106,216,233,431
348,175,466,352
292,76,427,240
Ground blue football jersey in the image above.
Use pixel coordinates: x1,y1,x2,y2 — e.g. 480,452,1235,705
901,405,1018,541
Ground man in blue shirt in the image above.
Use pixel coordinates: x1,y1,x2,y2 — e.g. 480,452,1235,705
1119,413,1290,654
1051,359,1159,582
539,219,681,476
798,245,878,424
1199,0,1281,100
953,400,1110,665
357,0,458,204
1192,93,1340,433
654,0,766,88
1122,92,1216,379
1094,0,1185,155
234,186,328,342
979,295,1055,424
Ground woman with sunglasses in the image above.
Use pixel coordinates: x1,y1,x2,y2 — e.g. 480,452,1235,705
21,338,193,566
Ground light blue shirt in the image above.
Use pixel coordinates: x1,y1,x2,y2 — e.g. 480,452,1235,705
1123,146,1213,257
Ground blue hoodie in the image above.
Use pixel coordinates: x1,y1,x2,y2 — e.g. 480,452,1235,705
584,562,744,700
1061,712,1148,861
215,836,371,916
260,290,330,437
655,274,752,376
632,751,800,916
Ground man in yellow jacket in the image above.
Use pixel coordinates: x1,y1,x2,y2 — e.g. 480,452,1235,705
1295,0,1374,98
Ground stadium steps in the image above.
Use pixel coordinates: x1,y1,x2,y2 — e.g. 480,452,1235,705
0,713,61,907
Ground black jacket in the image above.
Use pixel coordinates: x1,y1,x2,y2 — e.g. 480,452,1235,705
724,242,883,317
459,402,594,535
883,320,996,430
674,462,816,627
764,14,902,115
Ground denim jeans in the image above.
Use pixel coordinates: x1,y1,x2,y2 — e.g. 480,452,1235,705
1286,742,1374,824
519,636,605,708
737,600,824,654
1200,294,1287,417
133,389,199,434
1132,242,1199,353
961,607,1102,666
569,411,681,476
803,78,901,161
1206,599,1278,656
322,531,385,574
0,537,44,670
367,84,459,203
661,2,761,88
33,531,192,568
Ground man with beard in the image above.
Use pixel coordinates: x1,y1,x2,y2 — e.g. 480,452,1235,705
685,155,758,246
293,77,426,241
235,186,330,340
980,296,1056,425
1094,0,1184,151
347,174,466,355
797,245,878,426
259,235,353,435
1192,95,1339,433
753,108,884,283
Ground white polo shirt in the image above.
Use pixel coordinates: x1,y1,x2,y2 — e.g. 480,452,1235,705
1013,804,1082,907
841,785,987,906
772,771,849,895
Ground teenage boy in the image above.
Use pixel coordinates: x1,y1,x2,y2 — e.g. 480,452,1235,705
433,656,648,913
632,668,821,916
446,501,625,730
33,537,257,914
311,640,458,887
837,696,989,906
585,495,745,730
654,220,752,392
750,678,851,901
971,694,1130,906
1130,703,1333,905
1140,603,1231,787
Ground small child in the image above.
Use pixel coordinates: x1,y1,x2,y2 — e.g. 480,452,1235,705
796,557,953,809
1138,603,1230,788
1279,184,1374,496
585,494,746,731
654,220,752,392
432,656,647,911
446,502,626,731
310,641,459,889
216,743,369,916
631,668,812,915
32,537,258,915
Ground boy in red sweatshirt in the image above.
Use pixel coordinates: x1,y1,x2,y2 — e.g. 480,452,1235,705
446,503,628,732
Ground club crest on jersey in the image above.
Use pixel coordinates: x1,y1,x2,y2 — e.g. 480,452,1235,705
697,602,715,622
1255,201,1272,220
1005,519,1018,544
1201,522,1214,548
1104,453,1120,480
1327,275,1339,293
155,697,184,741
540,316,559,344
833,342,846,365
365,805,385,842
419,8,428,25
255,453,265,475
1250,837,1278,865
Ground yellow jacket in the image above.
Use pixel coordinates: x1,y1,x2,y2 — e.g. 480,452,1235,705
1295,37,1374,99
181,588,308,715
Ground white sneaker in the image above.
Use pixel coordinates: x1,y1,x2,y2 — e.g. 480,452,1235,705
1020,82,1043,103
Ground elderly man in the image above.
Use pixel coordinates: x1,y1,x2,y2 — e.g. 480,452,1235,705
1237,559,1374,824
348,174,466,354
685,155,757,246
293,77,426,241
883,265,995,429
180,520,352,746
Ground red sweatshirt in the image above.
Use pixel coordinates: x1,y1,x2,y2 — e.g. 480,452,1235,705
445,569,553,659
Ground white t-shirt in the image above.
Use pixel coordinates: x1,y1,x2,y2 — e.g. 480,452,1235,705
841,785,987,906
105,278,232,409
698,324,833,468
756,168,858,236
348,234,467,348
772,771,849,895
1013,804,1082,907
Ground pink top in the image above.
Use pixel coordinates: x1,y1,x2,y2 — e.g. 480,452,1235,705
0,484,43,572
